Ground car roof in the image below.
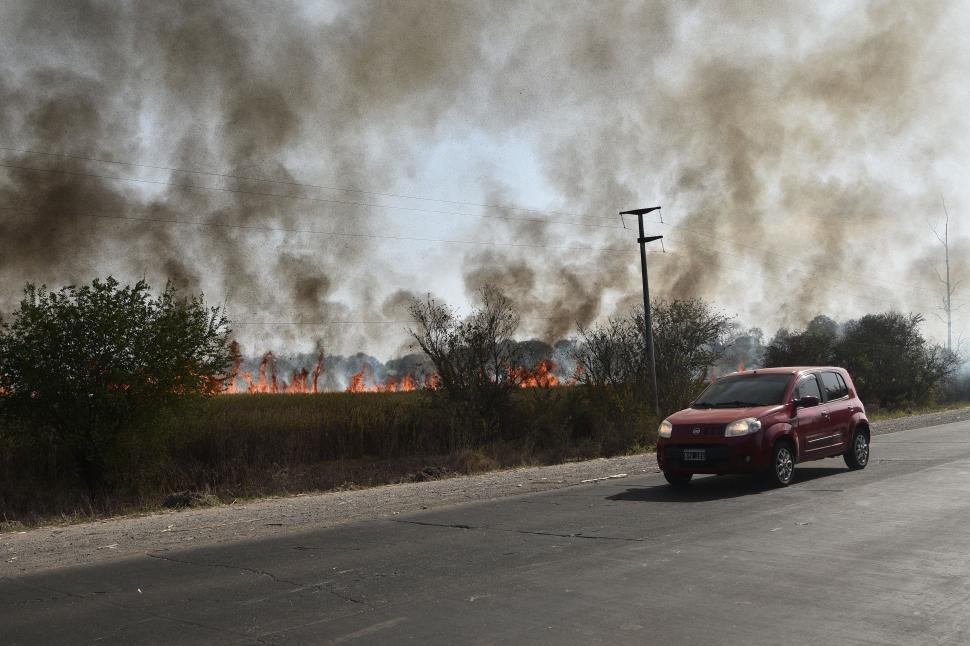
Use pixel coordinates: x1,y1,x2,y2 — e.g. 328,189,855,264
721,366,846,377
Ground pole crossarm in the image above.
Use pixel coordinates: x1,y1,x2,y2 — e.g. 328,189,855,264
620,207,661,216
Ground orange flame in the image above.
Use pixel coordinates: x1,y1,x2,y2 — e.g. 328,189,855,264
346,368,367,393
223,340,244,394
221,350,574,394
515,359,561,388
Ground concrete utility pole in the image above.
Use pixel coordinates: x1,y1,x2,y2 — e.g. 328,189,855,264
620,206,662,415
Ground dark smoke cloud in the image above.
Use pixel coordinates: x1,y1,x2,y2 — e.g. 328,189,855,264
0,0,963,356
455,0,959,338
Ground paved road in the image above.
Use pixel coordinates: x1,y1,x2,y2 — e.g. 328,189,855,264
4,422,970,645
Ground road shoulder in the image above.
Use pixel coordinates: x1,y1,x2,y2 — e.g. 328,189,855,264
3,405,969,574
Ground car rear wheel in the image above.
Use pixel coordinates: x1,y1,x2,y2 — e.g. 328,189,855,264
663,470,693,487
767,441,795,487
844,429,870,470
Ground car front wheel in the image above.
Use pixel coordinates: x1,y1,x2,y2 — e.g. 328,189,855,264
845,429,870,470
663,470,693,487
767,441,795,487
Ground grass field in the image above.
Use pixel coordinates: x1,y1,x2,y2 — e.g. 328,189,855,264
0,387,657,526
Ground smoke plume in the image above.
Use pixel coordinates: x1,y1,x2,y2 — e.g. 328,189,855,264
0,1,964,356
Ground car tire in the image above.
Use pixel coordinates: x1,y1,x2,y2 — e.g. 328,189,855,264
663,471,693,487
767,440,795,487
844,428,870,470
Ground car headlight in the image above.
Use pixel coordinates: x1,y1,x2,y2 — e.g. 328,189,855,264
658,419,673,439
725,417,762,437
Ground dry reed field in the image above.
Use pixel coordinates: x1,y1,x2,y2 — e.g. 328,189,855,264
0,387,656,527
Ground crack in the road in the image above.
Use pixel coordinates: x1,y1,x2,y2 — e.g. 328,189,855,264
391,519,647,542
146,552,303,587
145,552,366,605
394,520,476,530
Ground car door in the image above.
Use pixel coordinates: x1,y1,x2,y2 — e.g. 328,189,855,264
793,373,832,462
819,371,851,454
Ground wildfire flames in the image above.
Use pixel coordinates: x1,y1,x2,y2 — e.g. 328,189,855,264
344,368,425,393
225,349,327,394
515,359,560,388
220,348,571,394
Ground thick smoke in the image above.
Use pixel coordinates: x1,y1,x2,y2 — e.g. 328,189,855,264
0,1,964,356
458,1,960,338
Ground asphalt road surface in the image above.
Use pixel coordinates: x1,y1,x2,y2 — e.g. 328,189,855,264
4,421,970,645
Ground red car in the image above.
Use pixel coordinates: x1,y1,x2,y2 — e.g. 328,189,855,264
656,367,870,487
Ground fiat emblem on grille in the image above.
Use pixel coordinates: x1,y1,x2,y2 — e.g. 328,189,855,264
692,427,701,436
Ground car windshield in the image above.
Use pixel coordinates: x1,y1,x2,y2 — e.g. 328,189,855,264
692,374,793,408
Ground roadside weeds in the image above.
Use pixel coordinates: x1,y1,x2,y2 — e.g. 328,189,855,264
3,404,970,575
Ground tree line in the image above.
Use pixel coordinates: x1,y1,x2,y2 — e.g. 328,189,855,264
0,276,962,503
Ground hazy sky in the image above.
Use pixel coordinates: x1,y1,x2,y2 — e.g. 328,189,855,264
1,0,969,359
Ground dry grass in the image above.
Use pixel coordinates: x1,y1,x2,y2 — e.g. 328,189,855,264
0,387,657,526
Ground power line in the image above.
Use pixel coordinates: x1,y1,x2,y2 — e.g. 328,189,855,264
0,203,939,309
0,157,937,294
659,230,940,310
233,316,559,326
234,320,416,326
0,202,941,311
658,219,930,294
0,205,665,253
0,144,611,221
0,159,621,230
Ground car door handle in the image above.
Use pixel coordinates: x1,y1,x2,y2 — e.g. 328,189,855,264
821,410,830,418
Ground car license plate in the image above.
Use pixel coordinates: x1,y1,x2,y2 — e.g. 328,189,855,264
683,449,706,461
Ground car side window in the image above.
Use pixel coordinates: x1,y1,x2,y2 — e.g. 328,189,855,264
835,373,849,398
820,372,846,401
796,375,822,403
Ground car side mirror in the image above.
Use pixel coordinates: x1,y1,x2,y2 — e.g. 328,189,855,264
793,394,819,409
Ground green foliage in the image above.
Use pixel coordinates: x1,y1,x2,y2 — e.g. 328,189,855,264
837,313,958,409
0,277,233,493
765,315,838,366
575,299,732,413
764,312,959,409
651,300,733,411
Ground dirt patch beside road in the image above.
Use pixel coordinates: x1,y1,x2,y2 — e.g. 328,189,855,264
3,406,968,575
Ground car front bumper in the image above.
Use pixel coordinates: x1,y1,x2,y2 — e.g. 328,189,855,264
656,434,769,474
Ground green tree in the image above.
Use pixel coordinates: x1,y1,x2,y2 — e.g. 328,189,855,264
0,277,233,493
764,315,838,367
836,312,958,409
764,311,958,409
575,299,732,412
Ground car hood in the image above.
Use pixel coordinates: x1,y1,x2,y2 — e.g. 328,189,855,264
667,404,785,425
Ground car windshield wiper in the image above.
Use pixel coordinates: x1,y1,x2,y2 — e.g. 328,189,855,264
709,400,764,408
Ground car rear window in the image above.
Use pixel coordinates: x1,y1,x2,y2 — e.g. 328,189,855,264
693,374,793,408
836,373,849,397
820,371,848,400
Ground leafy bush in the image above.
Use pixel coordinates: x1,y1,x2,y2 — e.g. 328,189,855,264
0,277,232,494
575,299,732,413
765,312,959,409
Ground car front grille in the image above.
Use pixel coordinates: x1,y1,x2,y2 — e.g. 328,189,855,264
672,424,725,439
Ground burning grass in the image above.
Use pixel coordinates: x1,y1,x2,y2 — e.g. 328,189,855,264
0,387,657,526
